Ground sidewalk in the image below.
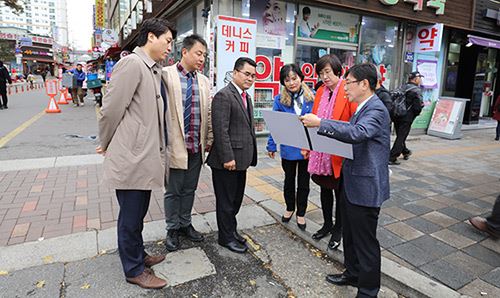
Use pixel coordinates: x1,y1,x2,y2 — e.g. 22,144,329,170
1,128,499,297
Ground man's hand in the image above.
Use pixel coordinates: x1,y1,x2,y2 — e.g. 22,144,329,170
300,149,310,159
300,113,321,128
223,160,236,171
268,151,275,159
96,146,106,155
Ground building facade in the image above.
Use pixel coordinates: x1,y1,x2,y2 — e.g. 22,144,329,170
108,0,499,132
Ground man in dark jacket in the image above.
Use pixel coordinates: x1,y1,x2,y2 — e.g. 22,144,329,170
375,68,392,116
0,61,12,109
389,71,424,165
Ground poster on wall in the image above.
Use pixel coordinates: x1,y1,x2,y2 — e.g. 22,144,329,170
297,5,359,43
414,23,443,52
249,0,286,36
216,15,257,93
416,59,438,89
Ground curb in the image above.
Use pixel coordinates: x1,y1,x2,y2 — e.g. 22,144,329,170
0,154,104,172
0,204,276,273
245,185,468,298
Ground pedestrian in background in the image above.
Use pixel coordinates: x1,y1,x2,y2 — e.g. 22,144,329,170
70,64,86,107
97,18,176,289
469,194,500,238
301,63,391,298
267,64,314,230
161,34,213,252
0,60,12,110
389,71,424,165
307,54,357,251
493,95,500,141
207,57,258,254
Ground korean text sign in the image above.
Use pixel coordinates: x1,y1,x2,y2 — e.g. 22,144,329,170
216,15,257,93
414,23,443,52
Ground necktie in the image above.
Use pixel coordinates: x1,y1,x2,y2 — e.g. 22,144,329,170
241,91,247,109
184,73,192,135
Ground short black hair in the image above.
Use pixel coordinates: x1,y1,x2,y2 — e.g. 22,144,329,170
344,63,377,91
303,7,311,15
182,34,207,53
279,64,304,86
136,18,177,47
233,57,257,71
76,63,82,67
315,54,342,77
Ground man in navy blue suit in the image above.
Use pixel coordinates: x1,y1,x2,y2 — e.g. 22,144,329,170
301,63,390,298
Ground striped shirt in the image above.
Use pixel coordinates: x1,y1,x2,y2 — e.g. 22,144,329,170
177,63,201,153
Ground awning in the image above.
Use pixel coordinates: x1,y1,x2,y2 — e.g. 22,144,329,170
467,35,500,49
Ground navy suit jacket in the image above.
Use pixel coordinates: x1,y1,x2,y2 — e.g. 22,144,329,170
318,94,390,208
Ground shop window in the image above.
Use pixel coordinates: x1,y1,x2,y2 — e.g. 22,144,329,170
358,16,399,89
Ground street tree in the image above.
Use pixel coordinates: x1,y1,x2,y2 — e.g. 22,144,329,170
1,0,23,13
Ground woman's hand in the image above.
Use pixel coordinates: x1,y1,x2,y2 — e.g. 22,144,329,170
301,149,310,159
268,151,275,159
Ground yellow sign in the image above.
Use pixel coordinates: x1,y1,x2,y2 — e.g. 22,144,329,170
95,0,105,28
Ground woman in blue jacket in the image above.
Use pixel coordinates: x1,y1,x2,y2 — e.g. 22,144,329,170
267,64,314,230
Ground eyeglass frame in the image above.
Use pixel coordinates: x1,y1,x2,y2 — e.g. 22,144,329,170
234,69,256,79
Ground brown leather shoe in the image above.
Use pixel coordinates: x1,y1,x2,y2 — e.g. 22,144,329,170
144,254,165,267
126,271,167,289
469,217,500,238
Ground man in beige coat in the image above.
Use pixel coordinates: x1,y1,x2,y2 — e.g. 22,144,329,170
161,34,213,251
97,18,176,289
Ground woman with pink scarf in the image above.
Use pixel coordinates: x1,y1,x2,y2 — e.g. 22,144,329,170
306,54,357,250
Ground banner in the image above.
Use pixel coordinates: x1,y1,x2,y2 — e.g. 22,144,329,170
215,15,257,93
297,5,359,43
415,23,443,52
416,59,438,89
95,0,105,29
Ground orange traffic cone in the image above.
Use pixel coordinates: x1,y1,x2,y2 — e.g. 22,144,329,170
45,95,61,113
58,91,68,104
66,90,73,102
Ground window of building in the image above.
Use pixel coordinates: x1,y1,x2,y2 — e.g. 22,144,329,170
358,16,399,89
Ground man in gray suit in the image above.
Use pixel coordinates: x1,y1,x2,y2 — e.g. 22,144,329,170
302,63,390,298
207,57,258,253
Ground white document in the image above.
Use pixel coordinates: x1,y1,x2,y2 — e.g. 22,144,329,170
307,127,353,159
262,110,353,159
262,110,310,149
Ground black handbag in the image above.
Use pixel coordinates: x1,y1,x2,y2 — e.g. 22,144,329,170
311,174,340,190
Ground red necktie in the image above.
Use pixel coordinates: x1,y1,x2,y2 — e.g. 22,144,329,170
241,91,247,109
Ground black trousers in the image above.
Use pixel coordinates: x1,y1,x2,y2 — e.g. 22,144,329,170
487,194,500,232
340,189,381,298
390,119,412,160
281,159,310,217
211,167,246,244
0,84,8,107
320,186,343,241
116,189,151,278
496,120,500,139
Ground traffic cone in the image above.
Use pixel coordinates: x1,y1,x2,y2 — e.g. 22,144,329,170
58,91,68,104
45,95,61,113
66,90,73,101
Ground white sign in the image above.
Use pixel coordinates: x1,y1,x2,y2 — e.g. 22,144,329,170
415,23,443,52
102,29,118,44
416,59,438,89
216,15,257,93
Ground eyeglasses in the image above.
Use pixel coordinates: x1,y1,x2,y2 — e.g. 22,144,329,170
344,79,362,86
235,69,256,79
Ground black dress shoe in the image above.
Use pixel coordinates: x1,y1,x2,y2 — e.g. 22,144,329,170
328,237,341,250
312,226,332,240
165,229,179,251
219,240,247,253
179,224,204,242
326,274,358,287
403,150,412,160
388,159,400,165
281,211,294,223
234,231,246,244
2,105,7,109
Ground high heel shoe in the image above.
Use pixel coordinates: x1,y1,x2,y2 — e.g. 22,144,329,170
281,211,294,223
296,216,306,231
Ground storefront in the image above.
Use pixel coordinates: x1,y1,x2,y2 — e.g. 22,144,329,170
439,0,500,125
112,0,476,133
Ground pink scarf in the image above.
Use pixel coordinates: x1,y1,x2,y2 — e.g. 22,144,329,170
308,79,343,176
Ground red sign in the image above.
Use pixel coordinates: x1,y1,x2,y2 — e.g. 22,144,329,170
415,23,443,52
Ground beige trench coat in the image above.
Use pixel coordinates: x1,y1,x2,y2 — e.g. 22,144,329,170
162,63,213,170
99,47,168,190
